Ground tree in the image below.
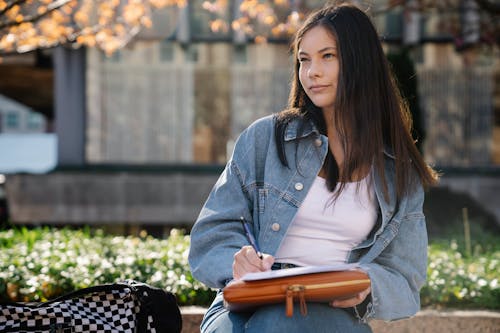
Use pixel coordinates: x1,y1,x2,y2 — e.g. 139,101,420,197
1,0,498,57
0,0,186,56
203,0,499,49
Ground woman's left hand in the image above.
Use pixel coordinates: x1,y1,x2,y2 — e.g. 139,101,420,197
330,286,371,308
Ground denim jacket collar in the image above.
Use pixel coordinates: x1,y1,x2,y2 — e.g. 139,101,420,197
283,117,320,141
283,117,396,159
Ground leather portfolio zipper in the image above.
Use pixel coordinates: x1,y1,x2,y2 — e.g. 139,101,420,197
285,279,371,317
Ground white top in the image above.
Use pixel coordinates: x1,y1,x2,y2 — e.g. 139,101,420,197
274,173,378,266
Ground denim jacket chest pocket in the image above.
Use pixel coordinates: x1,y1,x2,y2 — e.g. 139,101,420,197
254,176,329,254
255,180,305,215
253,181,302,237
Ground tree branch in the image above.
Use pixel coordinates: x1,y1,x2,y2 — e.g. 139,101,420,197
0,0,73,30
0,0,29,18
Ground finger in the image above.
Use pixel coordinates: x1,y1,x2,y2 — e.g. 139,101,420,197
331,295,363,308
233,246,268,279
232,263,246,280
233,248,257,275
245,246,264,264
234,246,259,264
241,246,264,269
233,256,256,280
331,287,371,308
261,254,275,271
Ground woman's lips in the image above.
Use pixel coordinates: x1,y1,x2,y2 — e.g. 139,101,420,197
309,85,330,93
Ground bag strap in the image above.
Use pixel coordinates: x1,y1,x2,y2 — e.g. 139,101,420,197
129,283,151,331
0,283,133,307
38,282,135,306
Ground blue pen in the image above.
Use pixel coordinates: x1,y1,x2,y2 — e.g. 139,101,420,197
240,216,263,259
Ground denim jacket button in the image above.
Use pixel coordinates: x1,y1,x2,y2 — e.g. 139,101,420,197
271,223,280,231
294,182,304,191
314,138,323,147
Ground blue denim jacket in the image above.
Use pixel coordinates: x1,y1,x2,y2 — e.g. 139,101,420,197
188,115,428,322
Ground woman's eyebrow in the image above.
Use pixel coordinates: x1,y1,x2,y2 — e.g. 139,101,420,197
318,46,337,53
298,46,337,56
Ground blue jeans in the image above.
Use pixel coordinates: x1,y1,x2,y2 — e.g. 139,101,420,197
201,292,373,333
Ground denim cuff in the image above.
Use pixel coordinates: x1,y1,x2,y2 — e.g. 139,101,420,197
353,295,375,323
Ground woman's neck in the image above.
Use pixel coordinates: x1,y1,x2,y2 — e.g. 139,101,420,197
323,111,344,167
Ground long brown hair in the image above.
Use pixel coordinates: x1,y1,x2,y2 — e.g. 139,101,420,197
275,3,438,201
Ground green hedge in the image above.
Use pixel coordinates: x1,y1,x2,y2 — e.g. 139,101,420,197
421,237,500,309
0,227,215,306
0,227,498,309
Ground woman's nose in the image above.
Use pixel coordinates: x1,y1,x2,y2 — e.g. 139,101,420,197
308,60,322,78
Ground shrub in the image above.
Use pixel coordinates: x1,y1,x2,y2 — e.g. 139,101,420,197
0,227,498,309
421,239,500,309
0,227,215,305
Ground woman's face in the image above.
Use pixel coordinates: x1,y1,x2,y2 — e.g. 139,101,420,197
298,25,340,115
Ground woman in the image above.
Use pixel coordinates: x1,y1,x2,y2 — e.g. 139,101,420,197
189,3,439,332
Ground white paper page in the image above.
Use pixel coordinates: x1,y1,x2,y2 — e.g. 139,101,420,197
241,263,360,281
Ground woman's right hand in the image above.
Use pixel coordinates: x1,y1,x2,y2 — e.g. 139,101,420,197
232,245,275,280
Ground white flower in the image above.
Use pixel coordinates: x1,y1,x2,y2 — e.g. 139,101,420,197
477,279,488,287
150,271,163,283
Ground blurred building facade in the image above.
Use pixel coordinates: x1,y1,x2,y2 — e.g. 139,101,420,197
0,95,47,134
83,0,499,168
4,0,500,231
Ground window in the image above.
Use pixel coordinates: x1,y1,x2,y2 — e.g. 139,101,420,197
384,10,403,40
27,113,43,131
184,44,199,62
233,45,247,64
5,112,19,129
160,41,175,62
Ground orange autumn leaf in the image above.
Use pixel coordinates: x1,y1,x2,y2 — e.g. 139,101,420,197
1,0,494,56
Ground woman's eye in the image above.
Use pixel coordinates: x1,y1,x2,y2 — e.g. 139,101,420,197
323,53,335,59
299,57,309,63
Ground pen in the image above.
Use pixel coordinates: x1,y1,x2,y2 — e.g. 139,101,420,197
240,216,263,260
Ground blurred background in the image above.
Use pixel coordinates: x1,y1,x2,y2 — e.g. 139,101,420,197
0,0,498,237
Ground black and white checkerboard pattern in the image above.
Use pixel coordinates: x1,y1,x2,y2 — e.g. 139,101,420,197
0,289,140,332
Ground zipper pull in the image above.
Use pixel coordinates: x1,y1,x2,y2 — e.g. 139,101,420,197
286,288,294,317
287,285,308,317
298,288,307,316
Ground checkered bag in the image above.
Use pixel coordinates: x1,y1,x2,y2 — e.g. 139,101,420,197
0,280,182,333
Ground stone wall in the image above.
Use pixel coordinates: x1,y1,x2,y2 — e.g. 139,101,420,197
180,307,500,333
5,168,221,226
5,168,500,228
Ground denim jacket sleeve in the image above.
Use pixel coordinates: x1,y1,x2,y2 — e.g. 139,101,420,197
358,183,428,322
188,117,273,289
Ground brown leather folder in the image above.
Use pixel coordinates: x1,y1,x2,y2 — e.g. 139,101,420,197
223,269,370,317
